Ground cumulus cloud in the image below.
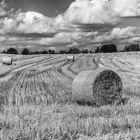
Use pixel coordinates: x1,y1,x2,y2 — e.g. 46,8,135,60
0,36,5,41
49,47,56,50
0,0,8,17
16,12,56,33
1,11,57,36
111,0,140,17
111,27,137,39
90,26,140,46
63,0,120,25
0,0,121,37
36,31,99,47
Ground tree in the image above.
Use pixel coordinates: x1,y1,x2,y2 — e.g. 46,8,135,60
48,49,55,54
67,48,81,54
123,44,140,52
2,50,7,54
41,50,48,54
6,47,18,54
100,44,118,53
95,47,101,53
81,49,89,54
59,50,67,54
34,51,40,54
21,48,30,55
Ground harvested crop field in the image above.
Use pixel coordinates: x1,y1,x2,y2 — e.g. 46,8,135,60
0,52,140,139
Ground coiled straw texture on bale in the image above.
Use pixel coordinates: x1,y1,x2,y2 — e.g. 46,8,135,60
72,68,123,106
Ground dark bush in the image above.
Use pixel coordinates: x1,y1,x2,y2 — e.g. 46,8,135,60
81,49,89,54
21,48,30,55
95,47,101,53
100,44,118,53
48,49,55,54
123,44,140,52
67,48,81,54
6,47,18,54
59,50,67,54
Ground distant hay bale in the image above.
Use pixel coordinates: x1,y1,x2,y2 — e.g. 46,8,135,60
67,56,75,62
2,57,13,65
93,55,101,68
72,68,123,106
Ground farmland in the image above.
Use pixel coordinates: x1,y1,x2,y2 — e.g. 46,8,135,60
0,52,140,139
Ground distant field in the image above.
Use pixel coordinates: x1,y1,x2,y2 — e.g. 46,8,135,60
0,52,140,139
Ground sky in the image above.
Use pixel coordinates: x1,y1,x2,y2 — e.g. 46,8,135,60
2,0,75,17
0,0,140,51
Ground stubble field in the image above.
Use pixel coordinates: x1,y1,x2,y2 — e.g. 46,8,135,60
0,52,140,139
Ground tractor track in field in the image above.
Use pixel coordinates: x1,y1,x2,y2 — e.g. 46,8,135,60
99,55,140,87
7,60,72,105
1,55,61,80
13,55,40,62
60,61,77,80
67,55,98,75
0,70,24,105
110,58,139,75
0,56,53,79
11,56,55,72
60,55,85,79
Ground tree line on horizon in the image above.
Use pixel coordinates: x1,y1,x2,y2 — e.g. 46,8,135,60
1,44,140,55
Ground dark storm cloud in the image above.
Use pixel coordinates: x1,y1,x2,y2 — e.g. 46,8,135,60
75,23,119,32
0,15,7,18
120,17,140,28
6,32,56,38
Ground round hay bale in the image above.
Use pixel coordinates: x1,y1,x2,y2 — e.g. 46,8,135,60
67,56,75,62
2,57,13,65
72,68,123,106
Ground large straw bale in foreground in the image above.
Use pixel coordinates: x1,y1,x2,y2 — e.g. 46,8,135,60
72,68,123,106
